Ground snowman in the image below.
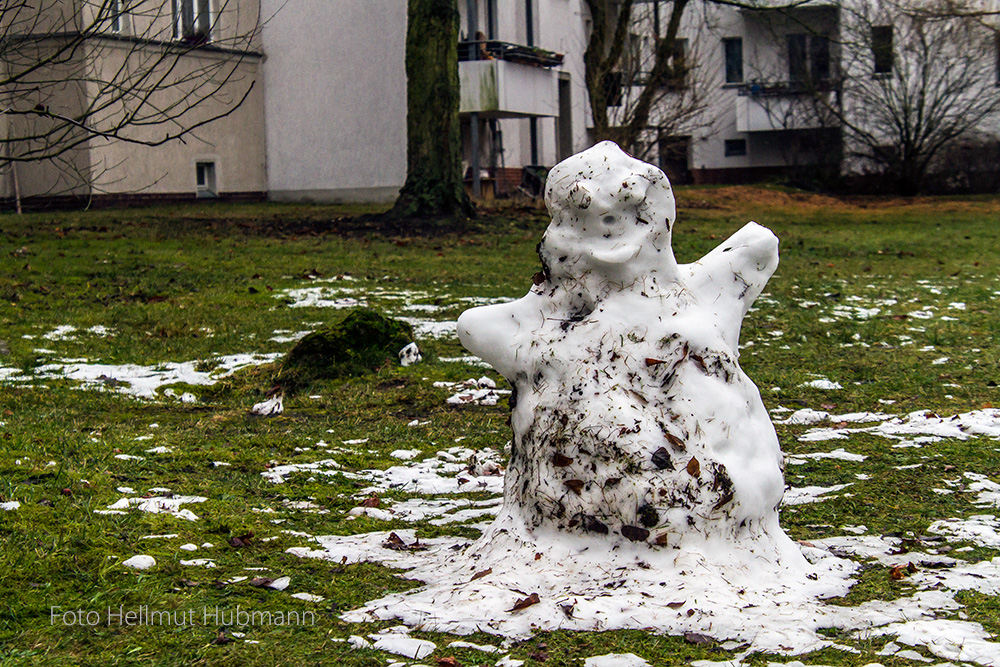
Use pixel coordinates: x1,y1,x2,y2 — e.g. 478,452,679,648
458,141,788,550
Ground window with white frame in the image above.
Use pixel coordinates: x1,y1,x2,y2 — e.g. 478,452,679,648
196,162,217,198
174,0,212,45
104,0,126,34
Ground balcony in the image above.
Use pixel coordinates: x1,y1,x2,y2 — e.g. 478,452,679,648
735,80,839,133
459,40,562,118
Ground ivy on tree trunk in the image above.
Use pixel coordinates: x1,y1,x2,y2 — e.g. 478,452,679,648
390,0,474,220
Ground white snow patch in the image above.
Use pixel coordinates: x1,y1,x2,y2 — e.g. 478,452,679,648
369,633,436,660
800,379,842,390
786,449,866,465
252,395,284,416
97,495,207,521
783,484,852,505
122,555,156,570
584,655,651,667
9,353,281,399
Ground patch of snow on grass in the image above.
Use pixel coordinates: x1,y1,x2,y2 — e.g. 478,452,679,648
12,353,281,399
783,484,852,505
800,379,842,390
97,495,207,521
584,654,651,667
786,449,866,465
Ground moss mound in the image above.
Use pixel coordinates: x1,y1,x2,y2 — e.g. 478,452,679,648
277,308,414,389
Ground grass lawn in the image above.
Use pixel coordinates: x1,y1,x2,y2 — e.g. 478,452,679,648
2,187,1000,666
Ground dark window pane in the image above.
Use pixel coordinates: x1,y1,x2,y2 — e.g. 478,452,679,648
603,71,624,107
811,35,830,81
724,139,747,157
872,25,893,74
724,38,743,84
788,34,808,82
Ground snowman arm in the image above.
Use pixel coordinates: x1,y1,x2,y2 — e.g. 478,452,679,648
684,222,778,319
457,292,548,379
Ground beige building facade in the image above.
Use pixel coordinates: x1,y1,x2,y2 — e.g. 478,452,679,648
2,0,265,208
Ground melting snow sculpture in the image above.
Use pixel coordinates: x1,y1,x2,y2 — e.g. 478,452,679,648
459,140,789,553
340,142,854,645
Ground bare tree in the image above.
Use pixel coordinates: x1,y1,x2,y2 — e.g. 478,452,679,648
829,0,1000,194
1,0,261,209
582,0,810,161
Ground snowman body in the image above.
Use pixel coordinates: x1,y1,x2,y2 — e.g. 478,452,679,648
458,141,786,549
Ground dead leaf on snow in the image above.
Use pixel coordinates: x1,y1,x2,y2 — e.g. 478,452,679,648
508,592,540,612
686,456,701,477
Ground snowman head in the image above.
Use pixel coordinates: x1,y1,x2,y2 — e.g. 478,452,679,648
541,142,678,284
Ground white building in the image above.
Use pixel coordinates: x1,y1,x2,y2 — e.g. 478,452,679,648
260,0,591,203
7,0,1000,207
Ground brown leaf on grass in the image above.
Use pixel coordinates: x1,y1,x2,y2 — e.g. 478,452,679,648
684,632,713,645
686,456,701,477
229,532,254,548
508,592,540,612
890,562,918,580
437,658,462,667
212,629,234,645
564,479,585,495
248,577,275,588
359,494,380,508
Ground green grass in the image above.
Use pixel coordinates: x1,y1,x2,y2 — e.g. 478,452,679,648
2,189,1000,665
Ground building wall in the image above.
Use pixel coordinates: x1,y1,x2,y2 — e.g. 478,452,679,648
260,0,407,203
83,45,266,198
3,0,266,205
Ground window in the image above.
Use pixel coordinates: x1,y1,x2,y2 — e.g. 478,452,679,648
872,25,893,75
723,38,743,84
108,0,125,33
724,139,747,157
788,33,831,84
995,32,1000,85
174,0,211,45
602,71,624,107
809,35,830,81
660,38,688,90
787,34,808,82
196,162,217,198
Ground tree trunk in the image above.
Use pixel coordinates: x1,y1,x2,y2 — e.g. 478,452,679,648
390,0,473,220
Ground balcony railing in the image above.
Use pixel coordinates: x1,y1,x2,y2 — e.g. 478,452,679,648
458,40,564,68
736,78,839,97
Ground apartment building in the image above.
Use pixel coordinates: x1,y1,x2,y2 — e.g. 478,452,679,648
6,0,999,207
260,0,589,203
2,0,266,207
